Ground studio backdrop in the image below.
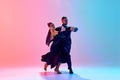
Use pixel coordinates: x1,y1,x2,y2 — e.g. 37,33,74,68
0,0,119,68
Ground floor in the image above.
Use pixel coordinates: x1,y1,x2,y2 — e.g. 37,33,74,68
0,67,120,80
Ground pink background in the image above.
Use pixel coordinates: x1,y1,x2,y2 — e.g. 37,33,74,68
0,0,75,67
0,0,119,68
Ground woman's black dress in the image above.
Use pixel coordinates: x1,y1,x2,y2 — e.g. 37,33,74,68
41,30,67,68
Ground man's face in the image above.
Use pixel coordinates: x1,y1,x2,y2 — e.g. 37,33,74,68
62,18,68,25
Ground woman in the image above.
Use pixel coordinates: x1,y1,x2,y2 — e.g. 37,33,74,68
41,22,66,74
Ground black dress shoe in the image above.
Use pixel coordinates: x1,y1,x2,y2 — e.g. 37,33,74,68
69,69,73,74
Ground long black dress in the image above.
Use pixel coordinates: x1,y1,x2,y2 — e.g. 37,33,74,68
41,30,67,68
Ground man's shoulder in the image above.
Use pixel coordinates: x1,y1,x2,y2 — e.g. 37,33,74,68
55,26,61,31
56,26,62,28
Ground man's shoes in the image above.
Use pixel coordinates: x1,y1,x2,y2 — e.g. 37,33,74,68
69,69,73,74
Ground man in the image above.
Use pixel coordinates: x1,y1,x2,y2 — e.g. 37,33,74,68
55,16,78,74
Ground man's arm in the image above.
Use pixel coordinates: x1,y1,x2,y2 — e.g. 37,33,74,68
70,27,78,32
55,27,61,31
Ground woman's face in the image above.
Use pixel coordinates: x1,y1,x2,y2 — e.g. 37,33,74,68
50,23,55,29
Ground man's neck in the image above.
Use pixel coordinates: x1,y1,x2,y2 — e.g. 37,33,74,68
62,24,67,28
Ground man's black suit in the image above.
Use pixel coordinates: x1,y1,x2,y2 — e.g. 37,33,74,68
55,26,72,70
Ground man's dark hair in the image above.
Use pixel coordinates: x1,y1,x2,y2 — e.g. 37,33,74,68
61,16,67,20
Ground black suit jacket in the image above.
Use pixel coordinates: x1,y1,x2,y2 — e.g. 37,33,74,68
55,26,72,48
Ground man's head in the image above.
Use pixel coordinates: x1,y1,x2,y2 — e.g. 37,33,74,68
61,16,68,26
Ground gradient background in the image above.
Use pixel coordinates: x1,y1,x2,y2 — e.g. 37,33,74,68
0,0,120,68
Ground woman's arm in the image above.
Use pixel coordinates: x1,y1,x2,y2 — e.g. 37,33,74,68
49,27,59,39
49,28,54,40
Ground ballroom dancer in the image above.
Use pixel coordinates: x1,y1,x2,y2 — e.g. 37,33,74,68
55,16,78,74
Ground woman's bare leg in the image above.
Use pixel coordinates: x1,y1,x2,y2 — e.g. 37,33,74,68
44,63,48,71
54,63,61,74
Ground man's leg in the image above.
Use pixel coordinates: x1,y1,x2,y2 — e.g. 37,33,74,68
64,47,73,74
66,54,73,74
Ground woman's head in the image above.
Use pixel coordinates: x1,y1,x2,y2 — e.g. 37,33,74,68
47,22,55,28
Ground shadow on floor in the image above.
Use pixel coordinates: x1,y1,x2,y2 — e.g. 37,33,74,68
39,71,90,80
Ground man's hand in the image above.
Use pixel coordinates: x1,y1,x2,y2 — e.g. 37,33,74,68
70,27,78,32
